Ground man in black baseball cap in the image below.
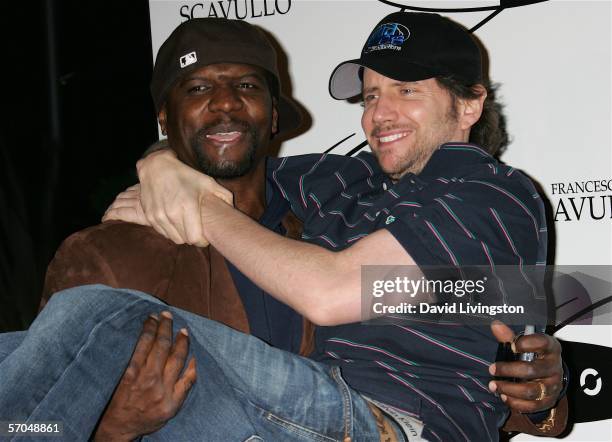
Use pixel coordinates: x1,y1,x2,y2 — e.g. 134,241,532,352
151,18,301,140
329,11,507,166
146,17,301,180
31,17,309,440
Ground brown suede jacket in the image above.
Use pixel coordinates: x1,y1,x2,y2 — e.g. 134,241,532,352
40,220,566,436
41,219,315,356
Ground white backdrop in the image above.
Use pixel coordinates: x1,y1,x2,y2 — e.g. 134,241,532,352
148,1,612,439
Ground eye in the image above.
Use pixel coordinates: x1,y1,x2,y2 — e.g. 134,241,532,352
362,94,378,105
237,82,258,90
400,88,414,96
187,84,210,94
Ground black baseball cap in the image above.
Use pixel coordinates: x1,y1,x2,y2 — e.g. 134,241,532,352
329,12,483,100
151,18,301,137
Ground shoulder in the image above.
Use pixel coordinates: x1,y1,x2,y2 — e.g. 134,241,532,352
42,221,188,307
416,145,542,216
267,153,378,173
50,221,184,284
62,221,174,252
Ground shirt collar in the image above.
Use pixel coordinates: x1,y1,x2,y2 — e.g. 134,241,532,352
416,142,494,180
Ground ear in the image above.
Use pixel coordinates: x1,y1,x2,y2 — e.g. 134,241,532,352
458,84,487,131
271,98,279,136
158,105,168,136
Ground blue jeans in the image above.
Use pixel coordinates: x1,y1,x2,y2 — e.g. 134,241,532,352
0,285,384,441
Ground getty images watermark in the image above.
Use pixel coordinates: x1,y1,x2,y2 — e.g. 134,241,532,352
361,265,612,326
370,274,527,315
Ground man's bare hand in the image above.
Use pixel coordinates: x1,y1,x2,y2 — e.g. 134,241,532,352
102,184,148,226
488,320,563,413
135,149,233,246
94,311,197,441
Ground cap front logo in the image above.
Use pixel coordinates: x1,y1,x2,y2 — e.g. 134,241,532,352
365,23,410,53
179,51,197,68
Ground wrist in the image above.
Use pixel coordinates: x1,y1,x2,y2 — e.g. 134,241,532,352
94,411,142,442
200,193,233,244
136,148,178,180
94,424,136,442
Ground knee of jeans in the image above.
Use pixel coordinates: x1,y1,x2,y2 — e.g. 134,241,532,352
243,436,264,441
47,283,104,307
43,284,130,322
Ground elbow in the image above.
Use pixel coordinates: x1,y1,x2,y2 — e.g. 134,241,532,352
300,281,356,327
297,284,336,326
306,305,341,327
297,253,358,326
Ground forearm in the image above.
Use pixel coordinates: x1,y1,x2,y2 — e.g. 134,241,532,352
203,196,360,325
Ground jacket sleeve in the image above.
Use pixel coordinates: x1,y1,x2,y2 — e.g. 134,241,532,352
502,396,568,436
40,229,120,311
39,221,251,335
40,221,176,311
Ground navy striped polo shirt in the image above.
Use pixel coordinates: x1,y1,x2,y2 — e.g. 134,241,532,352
267,143,548,441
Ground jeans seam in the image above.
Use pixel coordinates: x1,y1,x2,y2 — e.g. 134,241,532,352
330,366,353,440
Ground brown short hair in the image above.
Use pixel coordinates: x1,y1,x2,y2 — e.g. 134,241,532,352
436,76,508,158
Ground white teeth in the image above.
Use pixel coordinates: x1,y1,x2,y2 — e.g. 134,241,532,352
379,132,408,143
206,131,240,138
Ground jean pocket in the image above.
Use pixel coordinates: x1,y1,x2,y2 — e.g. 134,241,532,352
262,411,338,442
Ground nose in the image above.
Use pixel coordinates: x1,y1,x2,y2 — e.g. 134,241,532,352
208,86,243,113
371,94,397,126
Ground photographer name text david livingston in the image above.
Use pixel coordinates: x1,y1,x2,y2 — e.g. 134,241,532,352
372,302,525,316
